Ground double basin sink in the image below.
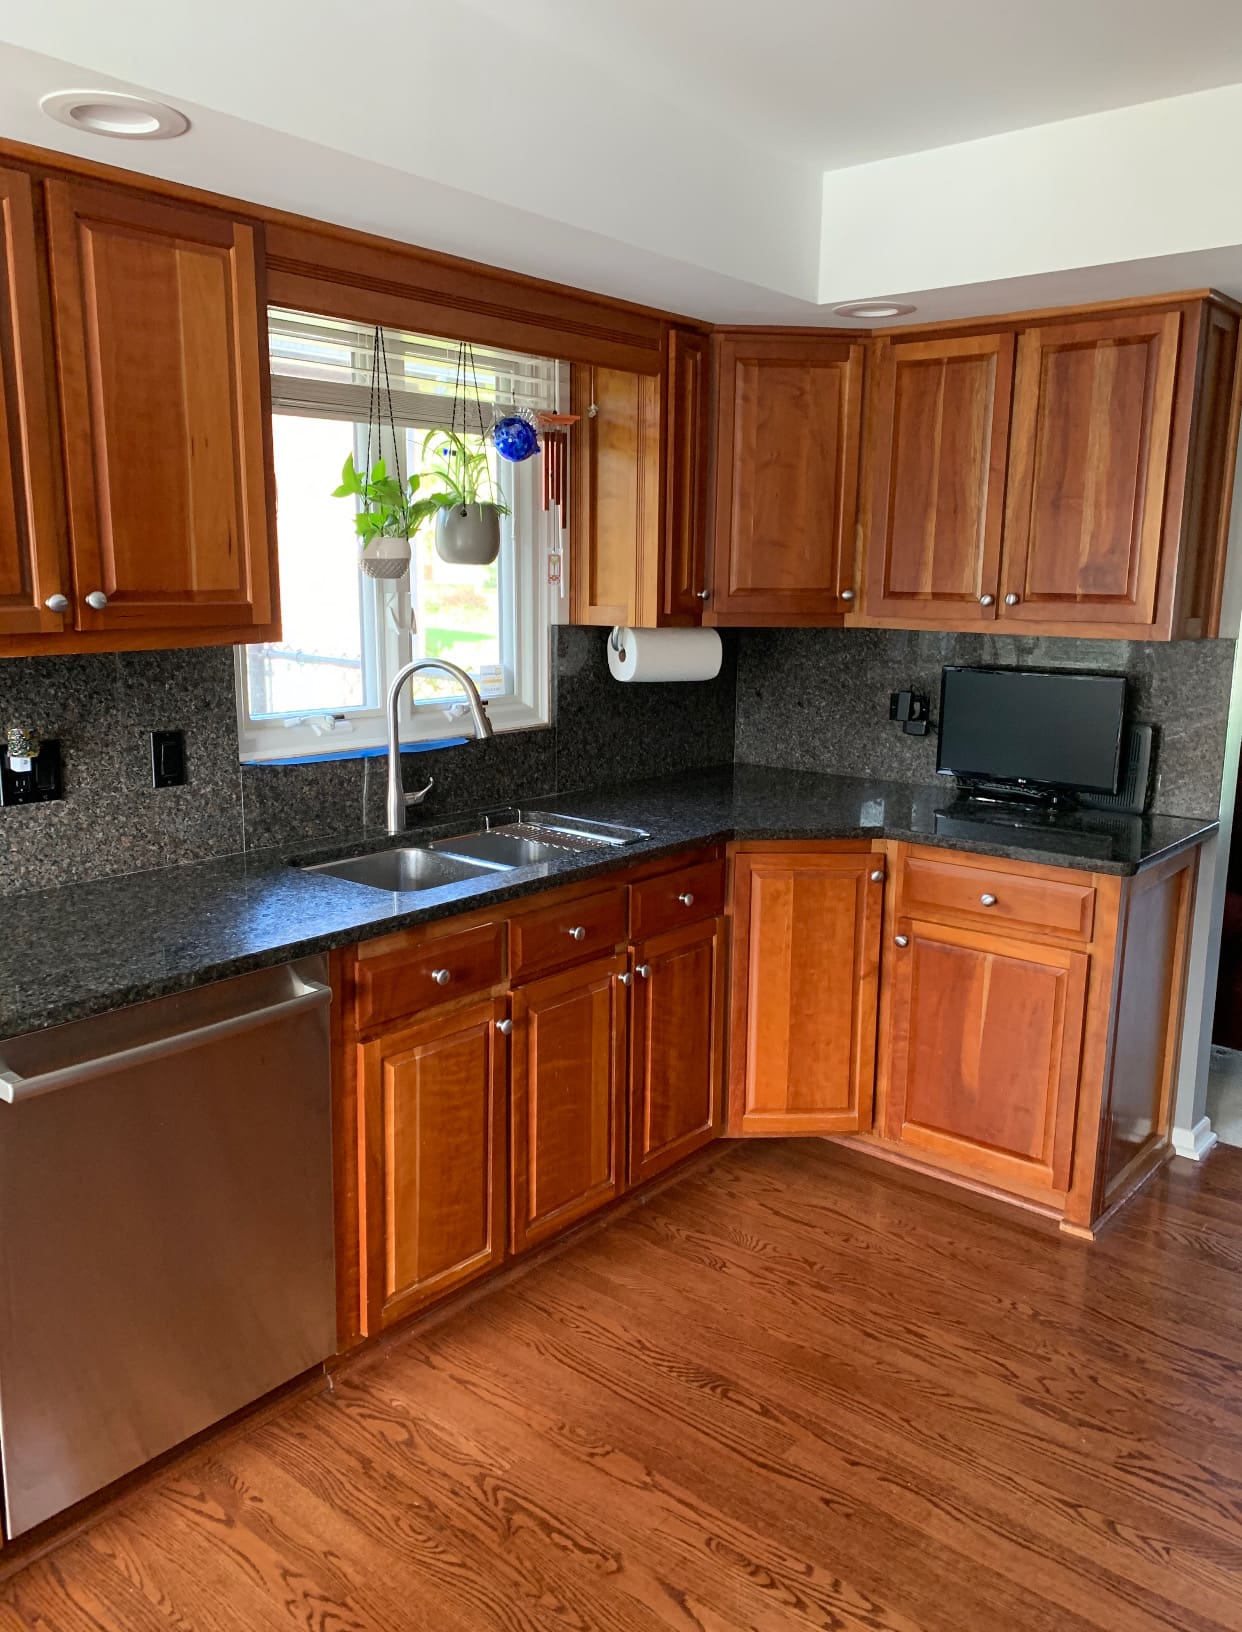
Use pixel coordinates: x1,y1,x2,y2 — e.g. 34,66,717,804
296,808,649,894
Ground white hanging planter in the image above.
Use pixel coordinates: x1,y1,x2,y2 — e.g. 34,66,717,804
435,503,502,566
358,534,411,580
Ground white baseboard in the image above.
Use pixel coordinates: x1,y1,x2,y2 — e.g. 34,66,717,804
1171,1117,1219,1162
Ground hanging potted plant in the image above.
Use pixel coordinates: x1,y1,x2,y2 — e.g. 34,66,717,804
331,325,423,580
421,427,511,566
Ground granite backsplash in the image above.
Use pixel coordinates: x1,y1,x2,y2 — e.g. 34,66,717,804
1,621,1232,896
733,628,1235,820
0,627,738,896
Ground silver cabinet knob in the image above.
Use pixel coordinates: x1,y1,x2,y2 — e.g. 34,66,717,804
44,593,69,613
840,588,855,601
496,1018,513,1034
678,892,695,906
618,972,632,986
980,893,997,907
1004,592,1020,606
430,968,451,985
636,963,651,979
894,935,909,947
696,589,711,600
979,593,995,607
869,869,884,883
567,925,586,942
85,590,109,610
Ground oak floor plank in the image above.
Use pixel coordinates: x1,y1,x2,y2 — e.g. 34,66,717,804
3,1141,1242,1631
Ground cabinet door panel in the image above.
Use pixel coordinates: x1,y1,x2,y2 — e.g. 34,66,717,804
710,336,863,623
0,167,68,639
862,333,1012,623
46,181,276,636
1001,312,1180,627
511,953,626,1252
361,996,506,1330
570,364,661,627
630,916,724,1186
663,328,709,621
886,920,1087,1192
730,852,882,1134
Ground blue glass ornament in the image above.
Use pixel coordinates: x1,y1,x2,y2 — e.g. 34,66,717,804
491,413,540,463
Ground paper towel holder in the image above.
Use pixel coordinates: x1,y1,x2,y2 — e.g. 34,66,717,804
609,626,628,661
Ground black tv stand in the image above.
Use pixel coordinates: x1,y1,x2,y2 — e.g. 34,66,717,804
956,780,1081,812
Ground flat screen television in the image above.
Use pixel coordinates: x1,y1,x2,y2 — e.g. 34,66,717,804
937,667,1127,798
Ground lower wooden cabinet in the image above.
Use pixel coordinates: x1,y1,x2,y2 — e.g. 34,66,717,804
359,995,507,1330
729,849,883,1134
883,918,1087,1193
629,916,725,1186
510,951,628,1253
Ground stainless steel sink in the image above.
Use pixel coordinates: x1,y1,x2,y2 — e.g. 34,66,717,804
430,809,649,869
298,846,502,893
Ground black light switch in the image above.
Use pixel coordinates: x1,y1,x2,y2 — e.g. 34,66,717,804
151,729,187,788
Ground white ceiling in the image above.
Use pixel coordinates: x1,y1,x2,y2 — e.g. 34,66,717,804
2,2,1242,323
459,0,1242,168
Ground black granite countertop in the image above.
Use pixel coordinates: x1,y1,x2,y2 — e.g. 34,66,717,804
0,764,1216,1042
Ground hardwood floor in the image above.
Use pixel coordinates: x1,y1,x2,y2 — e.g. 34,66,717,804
5,1139,1242,1631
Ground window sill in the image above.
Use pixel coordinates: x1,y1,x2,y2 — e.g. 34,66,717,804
240,736,471,769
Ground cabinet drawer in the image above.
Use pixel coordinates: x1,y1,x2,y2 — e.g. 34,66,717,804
630,856,726,940
901,853,1095,942
355,922,505,1031
510,887,628,983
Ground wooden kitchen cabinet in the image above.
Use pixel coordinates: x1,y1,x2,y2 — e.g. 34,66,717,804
884,917,1088,1194
662,327,711,621
729,848,883,1134
0,167,68,642
510,951,628,1253
708,332,864,626
44,180,278,645
857,298,1242,640
629,915,725,1186
860,331,1013,626
570,363,662,627
359,995,508,1331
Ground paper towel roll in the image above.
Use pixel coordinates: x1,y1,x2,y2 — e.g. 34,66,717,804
607,626,723,684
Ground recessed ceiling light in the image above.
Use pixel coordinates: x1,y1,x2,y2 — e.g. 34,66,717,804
39,89,190,141
833,301,916,320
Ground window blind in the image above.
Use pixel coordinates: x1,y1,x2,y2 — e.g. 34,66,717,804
268,307,559,428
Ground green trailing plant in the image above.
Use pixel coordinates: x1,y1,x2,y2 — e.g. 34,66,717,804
331,430,509,549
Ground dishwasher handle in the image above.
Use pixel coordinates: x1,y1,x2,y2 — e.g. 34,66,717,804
0,975,332,1104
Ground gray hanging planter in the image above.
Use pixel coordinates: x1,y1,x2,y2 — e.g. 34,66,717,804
435,502,502,566
358,534,411,580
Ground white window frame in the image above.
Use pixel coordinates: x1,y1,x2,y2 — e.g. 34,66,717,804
235,333,558,766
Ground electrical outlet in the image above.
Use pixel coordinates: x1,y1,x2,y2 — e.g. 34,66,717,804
151,730,187,788
0,740,63,805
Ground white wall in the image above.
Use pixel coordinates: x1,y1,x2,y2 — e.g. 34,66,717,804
820,81,1242,308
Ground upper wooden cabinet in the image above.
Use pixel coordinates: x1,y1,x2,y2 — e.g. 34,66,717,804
728,847,883,1134
861,332,1013,625
708,333,865,626
858,299,1242,640
661,328,711,622
44,181,277,645
0,168,68,642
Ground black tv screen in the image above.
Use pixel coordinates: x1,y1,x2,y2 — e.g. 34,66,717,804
937,667,1127,795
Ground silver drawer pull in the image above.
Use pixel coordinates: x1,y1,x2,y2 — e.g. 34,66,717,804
839,588,855,601
567,926,586,941
44,593,69,613
979,593,994,606
496,1018,513,1035
618,972,632,986
636,963,651,979
430,968,452,985
870,869,884,882
85,590,109,610
980,893,997,907
1004,592,1020,606
696,589,711,600
894,935,909,947
678,891,695,906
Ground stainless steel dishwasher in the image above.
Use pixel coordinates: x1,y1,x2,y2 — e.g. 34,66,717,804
0,957,336,1536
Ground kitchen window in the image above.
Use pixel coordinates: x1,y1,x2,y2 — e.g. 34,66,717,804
235,309,563,763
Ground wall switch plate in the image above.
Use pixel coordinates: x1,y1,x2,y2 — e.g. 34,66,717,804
889,689,930,736
150,729,187,788
0,739,62,806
